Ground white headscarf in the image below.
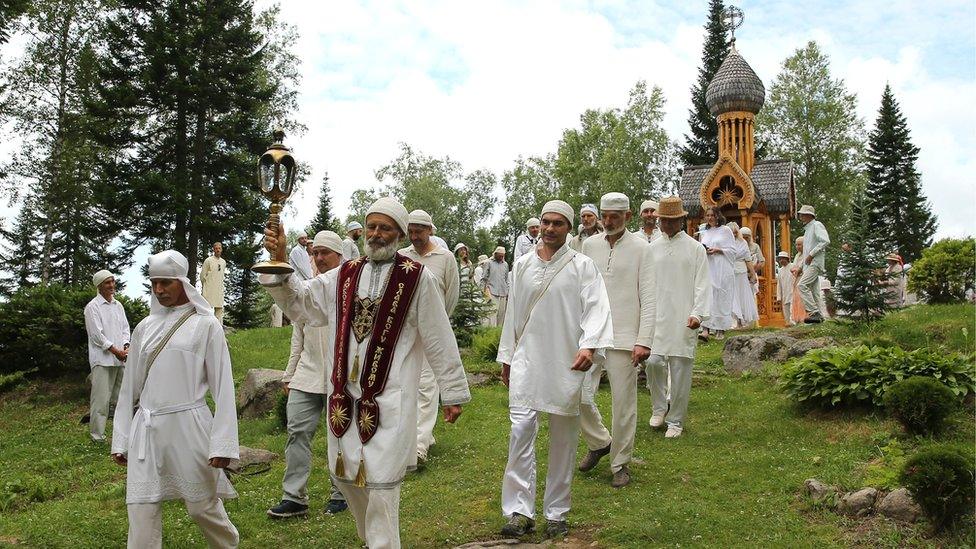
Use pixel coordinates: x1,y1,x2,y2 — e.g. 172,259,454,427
147,250,214,316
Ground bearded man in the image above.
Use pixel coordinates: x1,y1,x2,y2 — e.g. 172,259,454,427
635,199,661,244
569,203,603,251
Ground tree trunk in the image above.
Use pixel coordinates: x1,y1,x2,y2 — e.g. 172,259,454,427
187,107,206,285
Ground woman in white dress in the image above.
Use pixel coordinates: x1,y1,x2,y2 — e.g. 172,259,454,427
699,207,737,341
728,223,759,328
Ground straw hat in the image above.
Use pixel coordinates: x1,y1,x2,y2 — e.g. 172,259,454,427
776,251,790,260
797,204,816,217
655,196,688,218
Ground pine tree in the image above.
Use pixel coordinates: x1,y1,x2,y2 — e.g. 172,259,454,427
451,267,492,347
864,85,937,263
309,172,342,234
679,0,728,166
223,235,264,329
833,192,891,321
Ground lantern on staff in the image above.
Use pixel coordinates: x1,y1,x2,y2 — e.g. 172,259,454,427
252,128,298,274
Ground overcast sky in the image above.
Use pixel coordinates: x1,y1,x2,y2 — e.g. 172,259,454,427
4,0,975,297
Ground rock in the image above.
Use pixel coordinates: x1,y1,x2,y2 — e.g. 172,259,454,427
466,372,492,388
877,488,922,523
226,445,277,473
837,488,878,517
803,478,839,503
237,368,286,418
722,334,837,374
786,337,836,358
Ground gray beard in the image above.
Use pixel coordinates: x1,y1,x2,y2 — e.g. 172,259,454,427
365,240,398,261
604,226,625,236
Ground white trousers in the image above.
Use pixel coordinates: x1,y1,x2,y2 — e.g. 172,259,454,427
501,407,580,521
338,484,401,549
781,300,793,326
798,265,823,316
579,349,636,472
90,364,123,441
646,355,694,428
416,360,439,459
489,294,508,327
127,498,238,548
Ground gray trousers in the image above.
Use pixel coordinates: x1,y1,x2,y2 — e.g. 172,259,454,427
282,389,344,505
646,355,694,428
798,264,823,316
90,364,123,441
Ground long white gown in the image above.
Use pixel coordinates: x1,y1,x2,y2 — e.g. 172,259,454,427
700,225,737,331
731,239,759,324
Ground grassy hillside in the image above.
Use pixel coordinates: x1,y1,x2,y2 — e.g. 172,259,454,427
0,305,972,547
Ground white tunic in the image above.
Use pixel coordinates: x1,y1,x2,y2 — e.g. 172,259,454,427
497,243,614,416
400,244,460,315
261,261,471,487
514,233,538,260
581,230,653,350
111,303,239,504
84,295,131,367
646,231,711,358
342,237,361,262
801,219,830,269
776,264,794,304
700,225,737,331
634,227,662,244
289,243,314,281
284,320,329,394
199,255,227,307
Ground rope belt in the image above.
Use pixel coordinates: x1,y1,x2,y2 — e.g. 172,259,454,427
135,399,208,461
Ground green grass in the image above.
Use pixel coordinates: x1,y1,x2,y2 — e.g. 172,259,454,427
0,306,973,547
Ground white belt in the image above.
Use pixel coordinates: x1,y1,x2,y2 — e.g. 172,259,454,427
135,399,208,461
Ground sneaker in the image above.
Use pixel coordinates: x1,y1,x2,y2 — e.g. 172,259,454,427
500,513,535,537
697,330,709,342
803,314,824,324
578,443,611,472
324,499,347,515
80,414,90,424
665,425,683,438
611,466,631,488
649,414,665,428
267,499,309,519
545,519,569,539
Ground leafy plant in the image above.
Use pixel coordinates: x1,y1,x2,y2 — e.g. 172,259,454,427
275,391,288,431
471,326,502,364
780,345,975,408
883,377,957,435
907,238,976,304
863,438,907,490
900,445,975,532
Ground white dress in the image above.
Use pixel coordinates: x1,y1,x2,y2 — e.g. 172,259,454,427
731,239,759,324
700,225,737,331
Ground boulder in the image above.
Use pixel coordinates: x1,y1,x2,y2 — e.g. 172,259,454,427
722,334,836,374
803,478,839,504
877,488,922,523
466,372,492,388
837,488,878,517
226,445,277,473
786,337,836,358
237,368,286,418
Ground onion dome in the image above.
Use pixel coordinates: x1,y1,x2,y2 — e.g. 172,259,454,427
705,45,765,115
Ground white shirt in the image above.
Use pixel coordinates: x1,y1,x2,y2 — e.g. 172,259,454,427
646,231,711,358
289,243,314,281
581,230,654,350
634,227,662,244
84,294,131,368
400,243,460,315
497,243,614,416
514,233,538,260
802,219,830,269
776,264,795,303
111,304,239,504
284,320,330,394
342,237,360,262
481,258,510,297
260,260,471,486
200,255,227,307
431,235,449,251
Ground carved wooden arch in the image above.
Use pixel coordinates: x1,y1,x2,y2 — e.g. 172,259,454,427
698,152,756,211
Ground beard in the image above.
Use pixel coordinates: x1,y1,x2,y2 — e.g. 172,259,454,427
604,225,626,236
365,238,399,261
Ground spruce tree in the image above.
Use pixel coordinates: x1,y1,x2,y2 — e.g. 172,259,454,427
223,235,263,329
309,172,342,234
451,269,492,347
679,0,729,166
864,85,936,263
833,192,891,321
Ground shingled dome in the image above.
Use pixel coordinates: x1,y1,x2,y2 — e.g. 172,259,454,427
705,45,765,116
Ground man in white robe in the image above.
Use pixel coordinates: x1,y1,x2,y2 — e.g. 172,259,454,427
268,231,348,519
498,200,614,540
111,250,239,549
795,205,830,323
289,231,314,280
775,251,795,326
200,242,227,323
260,197,470,549
343,222,363,263
644,197,711,438
514,218,541,260
577,193,653,488
481,246,510,327
85,270,130,442
634,199,662,244
568,204,602,251
401,209,461,466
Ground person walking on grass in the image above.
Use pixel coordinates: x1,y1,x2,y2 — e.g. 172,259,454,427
794,205,830,324
85,270,130,443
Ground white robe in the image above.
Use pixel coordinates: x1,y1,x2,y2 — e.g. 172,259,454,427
700,225,737,331
399,244,460,315
497,243,614,416
199,255,227,307
731,239,758,323
342,237,361,263
111,303,239,504
289,243,314,281
776,263,795,304
646,231,711,358
261,262,471,487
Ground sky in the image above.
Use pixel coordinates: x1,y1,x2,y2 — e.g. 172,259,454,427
4,0,975,297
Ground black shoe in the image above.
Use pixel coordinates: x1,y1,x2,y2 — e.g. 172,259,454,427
267,499,308,519
500,513,535,537
545,519,569,539
80,413,90,424
803,314,824,324
325,498,347,515
578,443,611,472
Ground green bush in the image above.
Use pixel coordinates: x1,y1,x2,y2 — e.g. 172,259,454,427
0,284,149,377
275,391,288,431
900,445,975,532
907,238,975,304
471,326,502,364
883,377,957,435
780,345,975,408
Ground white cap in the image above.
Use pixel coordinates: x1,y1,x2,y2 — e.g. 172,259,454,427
297,230,308,239
408,209,434,228
600,192,630,211
312,230,343,254
366,196,410,236
798,204,816,217
580,204,598,216
640,199,659,213
526,217,541,229
454,242,467,253
92,270,114,288
147,250,214,316
494,246,506,254
541,200,574,225
346,221,363,231
777,251,790,259
740,226,752,236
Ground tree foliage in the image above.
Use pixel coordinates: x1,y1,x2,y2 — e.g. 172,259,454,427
309,172,342,235
494,155,557,256
833,192,891,321
679,0,728,166
907,238,975,304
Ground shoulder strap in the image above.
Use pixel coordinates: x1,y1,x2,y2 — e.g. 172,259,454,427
513,249,577,346
137,308,196,400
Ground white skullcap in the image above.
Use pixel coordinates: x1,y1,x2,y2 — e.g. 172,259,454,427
727,222,740,232
580,204,598,216
454,242,467,253
740,226,752,236
313,230,344,254
409,209,434,228
147,250,213,316
346,221,363,231
640,199,659,213
477,254,489,263
600,192,630,211
366,196,410,236
494,246,506,254
777,251,790,259
541,200,574,225
92,270,114,288
297,230,308,239
525,217,541,229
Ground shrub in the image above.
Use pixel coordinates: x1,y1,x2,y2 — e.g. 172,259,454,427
900,445,975,532
471,326,502,364
275,391,288,431
883,377,957,435
907,238,975,304
780,345,975,408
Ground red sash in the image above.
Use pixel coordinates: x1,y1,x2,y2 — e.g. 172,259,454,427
328,253,424,443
